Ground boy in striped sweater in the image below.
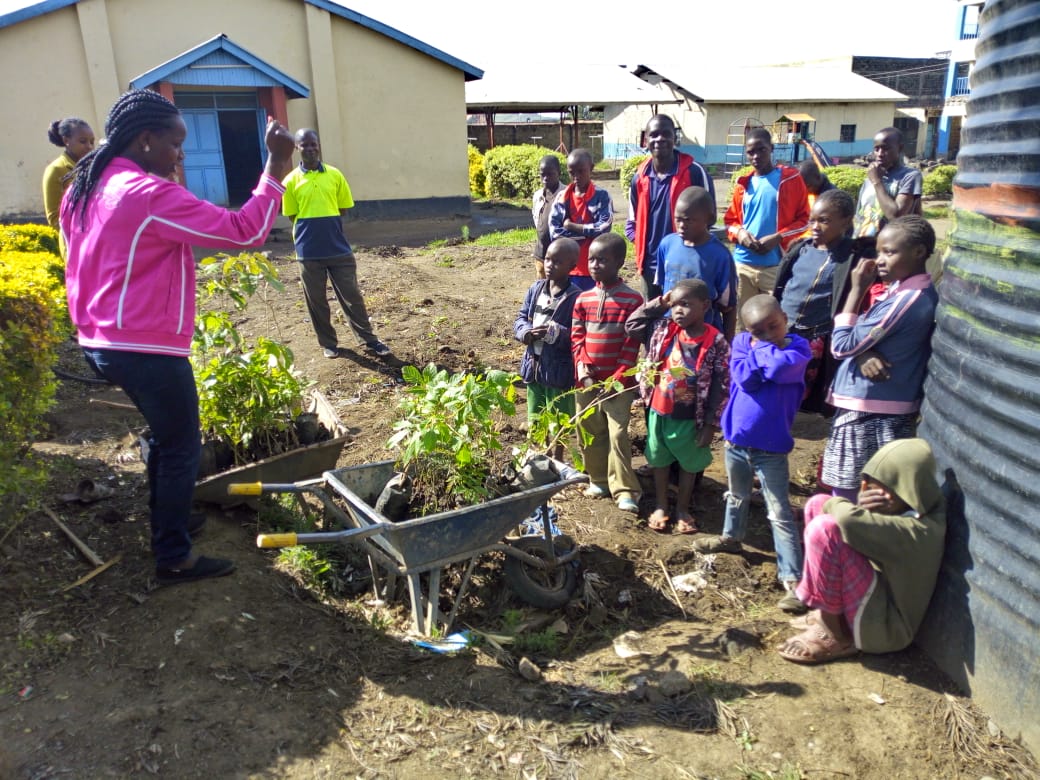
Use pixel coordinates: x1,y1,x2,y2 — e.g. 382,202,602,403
571,233,644,513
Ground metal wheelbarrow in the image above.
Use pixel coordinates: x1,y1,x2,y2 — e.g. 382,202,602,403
232,458,587,635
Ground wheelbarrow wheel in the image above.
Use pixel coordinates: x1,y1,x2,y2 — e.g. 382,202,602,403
504,536,578,609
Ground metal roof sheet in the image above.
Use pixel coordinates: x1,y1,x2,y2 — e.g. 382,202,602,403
466,63,679,112
640,63,907,103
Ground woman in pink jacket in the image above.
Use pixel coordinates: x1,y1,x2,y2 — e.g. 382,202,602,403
61,89,295,585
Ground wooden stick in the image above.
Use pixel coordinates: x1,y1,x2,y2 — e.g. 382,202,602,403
89,398,137,411
42,506,104,567
657,558,688,621
62,553,122,591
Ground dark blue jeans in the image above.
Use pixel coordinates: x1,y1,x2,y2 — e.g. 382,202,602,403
84,349,200,568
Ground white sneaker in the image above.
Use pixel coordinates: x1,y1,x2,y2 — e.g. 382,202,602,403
323,347,339,359
583,484,609,499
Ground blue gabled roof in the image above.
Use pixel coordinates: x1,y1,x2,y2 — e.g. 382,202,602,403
0,0,77,29
130,34,310,98
0,0,484,80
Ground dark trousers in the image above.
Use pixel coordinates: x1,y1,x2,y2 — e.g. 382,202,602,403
84,348,199,568
299,254,377,349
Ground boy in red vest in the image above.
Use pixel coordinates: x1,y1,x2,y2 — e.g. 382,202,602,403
549,148,613,291
625,114,715,299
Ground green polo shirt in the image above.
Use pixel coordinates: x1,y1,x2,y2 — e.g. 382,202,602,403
281,162,354,259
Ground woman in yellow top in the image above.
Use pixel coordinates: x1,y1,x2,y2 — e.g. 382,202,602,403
42,117,95,252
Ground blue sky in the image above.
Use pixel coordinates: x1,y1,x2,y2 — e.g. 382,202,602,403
0,0,963,69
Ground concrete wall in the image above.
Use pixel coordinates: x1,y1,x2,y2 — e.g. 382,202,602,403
0,5,100,221
466,122,604,157
0,0,472,221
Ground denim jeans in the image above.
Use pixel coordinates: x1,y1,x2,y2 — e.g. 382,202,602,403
84,349,200,568
722,442,803,583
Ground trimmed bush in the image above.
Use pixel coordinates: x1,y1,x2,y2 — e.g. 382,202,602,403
0,223,60,256
824,166,868,199
620,155,649,192
467,144,486,199
730,164,754,189
0,247,67,516
923,165,957,198
483,145,567,200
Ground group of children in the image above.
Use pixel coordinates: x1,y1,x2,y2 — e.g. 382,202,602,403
517,120,941,624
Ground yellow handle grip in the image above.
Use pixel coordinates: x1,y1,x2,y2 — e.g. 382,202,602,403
228,482,263,496
256,533,298,548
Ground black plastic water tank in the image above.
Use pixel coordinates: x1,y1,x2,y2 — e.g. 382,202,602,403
916,0,1040,754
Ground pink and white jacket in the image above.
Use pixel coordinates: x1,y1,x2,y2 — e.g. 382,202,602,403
61,158,285,357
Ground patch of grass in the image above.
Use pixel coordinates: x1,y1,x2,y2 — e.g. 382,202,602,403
738,764,802,780
433,257,455,268
500,608,524,631
594,671,625,693
688,660,747,701
471,227,536,248
923,204,950,220
514,628,559,655
276,545,339,594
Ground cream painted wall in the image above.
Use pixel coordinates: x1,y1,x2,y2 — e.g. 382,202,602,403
703,101,899,151
0,7,99,218
1,0,471,219
329,19,468,200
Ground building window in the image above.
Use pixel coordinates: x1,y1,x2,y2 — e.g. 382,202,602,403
840,124,856,143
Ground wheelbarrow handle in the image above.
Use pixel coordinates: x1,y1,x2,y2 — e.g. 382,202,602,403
256,522,394,549
229,481,313,496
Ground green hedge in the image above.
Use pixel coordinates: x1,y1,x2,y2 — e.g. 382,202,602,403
730,164,754,189
482,145,568,200
923,165,957,197
620,155,649,192
467,144,486,199
824,166,868,199
0,241,68,517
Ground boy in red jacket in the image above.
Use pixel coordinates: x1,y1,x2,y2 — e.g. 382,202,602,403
724,128,809,329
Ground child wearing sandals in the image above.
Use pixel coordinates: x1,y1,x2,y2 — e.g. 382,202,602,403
625,279,729,534
693,295,811,612
777,437,945,664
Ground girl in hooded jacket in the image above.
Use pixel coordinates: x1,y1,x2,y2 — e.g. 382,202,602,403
777,437,946,664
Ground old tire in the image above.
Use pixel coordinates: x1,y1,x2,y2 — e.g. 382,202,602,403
503,536,578,609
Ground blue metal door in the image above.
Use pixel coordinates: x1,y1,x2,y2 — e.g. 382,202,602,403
181,109,228,205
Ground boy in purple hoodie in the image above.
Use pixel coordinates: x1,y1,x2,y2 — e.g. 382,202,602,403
693,294,811,613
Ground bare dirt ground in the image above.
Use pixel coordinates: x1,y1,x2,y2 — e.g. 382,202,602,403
1,183,1032,780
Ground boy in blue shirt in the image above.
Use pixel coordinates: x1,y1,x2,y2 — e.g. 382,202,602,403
724,128,809,330
514,238,582,460
694,294,811,614
655,186,735,340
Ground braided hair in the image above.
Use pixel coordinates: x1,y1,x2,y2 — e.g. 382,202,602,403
47,117,89,147
884,214,936,258
65,89,180,226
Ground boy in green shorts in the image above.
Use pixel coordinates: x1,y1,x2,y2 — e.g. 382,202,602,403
626,279,730,533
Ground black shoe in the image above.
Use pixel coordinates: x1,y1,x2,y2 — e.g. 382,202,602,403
187,511,206,538
156,556,235,586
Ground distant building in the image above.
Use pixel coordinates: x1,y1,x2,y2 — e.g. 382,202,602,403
606,63,906,170
851,55,949,158
938,0,985,158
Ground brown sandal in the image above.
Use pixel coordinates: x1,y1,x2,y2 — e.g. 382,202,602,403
648,509,671,533
777,628,858,665
675,517,699,535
